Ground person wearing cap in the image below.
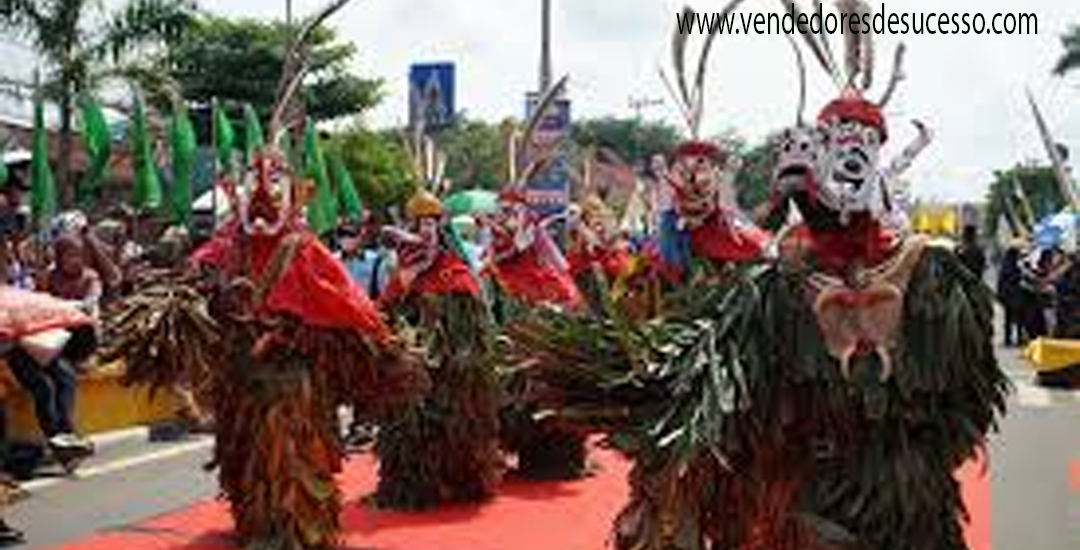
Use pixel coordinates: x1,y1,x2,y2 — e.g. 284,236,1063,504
375,188,502,510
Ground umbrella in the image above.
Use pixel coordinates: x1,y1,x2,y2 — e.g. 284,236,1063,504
1033,211,1080,251
450,214,477,234
443,189,498,217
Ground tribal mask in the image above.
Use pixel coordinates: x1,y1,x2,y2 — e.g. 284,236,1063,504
236,150,298,237
815,90,890,224
772,125,829,204
671,142,724,193
819,119,884,222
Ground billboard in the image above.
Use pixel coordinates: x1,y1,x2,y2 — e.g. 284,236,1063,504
409,62,456,131
523,93,571,218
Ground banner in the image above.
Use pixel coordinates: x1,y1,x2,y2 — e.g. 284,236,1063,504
523,93,571,219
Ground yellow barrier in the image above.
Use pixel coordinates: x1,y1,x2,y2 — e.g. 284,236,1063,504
1023,338,1080,373
0,359,182,439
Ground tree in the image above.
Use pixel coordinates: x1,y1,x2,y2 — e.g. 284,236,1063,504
0,0,195,206
731,136,775,213
1053,25,1080,76
434,119,509,191
984,164,1064,239
329,126,416,212
571,117,681,165
168,15,382,123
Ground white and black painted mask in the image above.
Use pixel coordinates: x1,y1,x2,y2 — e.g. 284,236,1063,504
820,120,884,222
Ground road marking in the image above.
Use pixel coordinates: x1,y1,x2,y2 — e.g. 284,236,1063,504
1015,383,1055,408
88,426,150,449
22,438,213,492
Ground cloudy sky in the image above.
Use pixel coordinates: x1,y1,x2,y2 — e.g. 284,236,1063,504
194,0,1080,202
4,0,1080,201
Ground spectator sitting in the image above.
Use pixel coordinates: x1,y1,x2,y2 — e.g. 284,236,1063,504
44,211,121,300
47,234,103,319
92,215,143,296
5,233,100,472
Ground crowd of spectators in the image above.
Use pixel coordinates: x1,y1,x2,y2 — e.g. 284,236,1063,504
0,178,204,544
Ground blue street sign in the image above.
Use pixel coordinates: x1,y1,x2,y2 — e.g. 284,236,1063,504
409,63,456,130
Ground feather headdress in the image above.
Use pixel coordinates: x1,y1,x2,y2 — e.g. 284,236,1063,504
268,0,355,144
781,0,906,140
230,0,356,235
1026,89,1078,209
659,0,748,143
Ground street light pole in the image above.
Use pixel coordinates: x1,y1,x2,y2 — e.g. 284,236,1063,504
286,0,293,24
539,0,552,94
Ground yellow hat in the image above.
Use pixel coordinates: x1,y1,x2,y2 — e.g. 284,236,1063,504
580,194,612,223
406,189,444,219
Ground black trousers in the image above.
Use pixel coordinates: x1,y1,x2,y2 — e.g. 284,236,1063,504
4,348,77,438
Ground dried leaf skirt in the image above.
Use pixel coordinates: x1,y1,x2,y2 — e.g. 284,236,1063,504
375,292,503,511
211,324,344,550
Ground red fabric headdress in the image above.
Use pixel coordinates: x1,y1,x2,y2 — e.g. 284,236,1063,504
673,140,722,160
817,89,888,143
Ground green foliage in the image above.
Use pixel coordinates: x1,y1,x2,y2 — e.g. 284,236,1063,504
433,119,508,191
731,136,775,212
377,292,501,511
169,16,382,121
571,117,681,164
984,164,1063,238
329,126,416,211
509,243,1009,550
1053,25,1080,76
1,0,197,204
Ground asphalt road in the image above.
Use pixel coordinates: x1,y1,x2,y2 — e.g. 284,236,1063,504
6,345,1080,550
991,344,1080,550
8,434,216,550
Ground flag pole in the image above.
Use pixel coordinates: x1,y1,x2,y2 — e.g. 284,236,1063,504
211,98,219,230
32,69,45,275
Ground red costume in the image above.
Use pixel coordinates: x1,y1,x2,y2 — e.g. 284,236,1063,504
483,190,582,310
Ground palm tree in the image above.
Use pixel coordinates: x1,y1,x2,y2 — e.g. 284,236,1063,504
0,0,195,206
1053,25,1080,76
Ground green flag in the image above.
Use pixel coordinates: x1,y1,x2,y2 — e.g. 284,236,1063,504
30,91,57,227
0,150,8,190
170,101,197,226
78,95,111,202
213,99,235,172
304,120,337,235
330,153,363,222
242,104,264,166
130,91,162,212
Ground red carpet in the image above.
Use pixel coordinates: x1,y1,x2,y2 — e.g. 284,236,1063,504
49,447,990,550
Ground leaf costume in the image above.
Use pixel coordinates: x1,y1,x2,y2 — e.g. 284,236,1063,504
375,185,504,510
107,148,425,550
509,3,1008,549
